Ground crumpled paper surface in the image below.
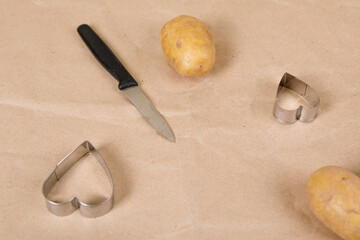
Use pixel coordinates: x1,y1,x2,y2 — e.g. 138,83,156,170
1,0,360,239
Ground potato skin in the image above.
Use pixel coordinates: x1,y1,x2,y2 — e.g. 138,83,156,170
307,166,360,240
161,15,216,77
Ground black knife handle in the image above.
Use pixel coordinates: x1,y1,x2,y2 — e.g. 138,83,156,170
77,24,138,90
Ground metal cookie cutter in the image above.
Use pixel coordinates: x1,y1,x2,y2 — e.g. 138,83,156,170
42,141,114,218
273,73,320,124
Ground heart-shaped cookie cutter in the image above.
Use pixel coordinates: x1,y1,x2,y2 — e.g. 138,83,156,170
42,141,114,218
273,73,320,124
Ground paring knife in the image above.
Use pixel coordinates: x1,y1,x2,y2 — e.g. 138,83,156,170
77,24,175,142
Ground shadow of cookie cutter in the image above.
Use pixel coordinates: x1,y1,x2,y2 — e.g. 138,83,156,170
42,141,114,218
273,73,320,124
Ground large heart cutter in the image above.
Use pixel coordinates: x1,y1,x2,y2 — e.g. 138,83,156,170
273,73,320,124
42,141,114,218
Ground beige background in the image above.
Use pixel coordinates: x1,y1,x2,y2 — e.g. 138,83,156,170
1,0,360,239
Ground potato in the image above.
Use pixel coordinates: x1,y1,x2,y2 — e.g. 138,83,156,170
161,15,216,77
307,166,360,240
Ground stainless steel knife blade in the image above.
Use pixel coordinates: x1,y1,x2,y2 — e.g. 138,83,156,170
123,87,175,142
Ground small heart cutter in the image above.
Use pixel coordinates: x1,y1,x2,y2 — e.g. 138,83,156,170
42,141,114,218
273,73,320,124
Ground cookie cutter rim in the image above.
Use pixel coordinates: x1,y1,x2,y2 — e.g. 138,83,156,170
42,140,114,218
273,73,320,124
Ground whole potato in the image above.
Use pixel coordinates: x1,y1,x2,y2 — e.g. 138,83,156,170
307,166,360,240
161,15,216,77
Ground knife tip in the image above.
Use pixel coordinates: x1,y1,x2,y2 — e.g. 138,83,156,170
168,136,176,143
164,133,176,143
